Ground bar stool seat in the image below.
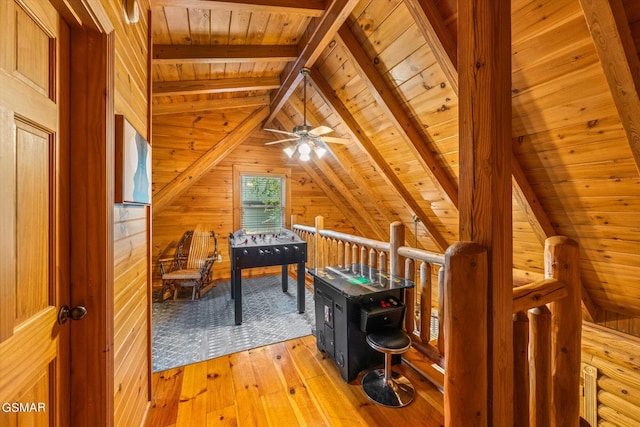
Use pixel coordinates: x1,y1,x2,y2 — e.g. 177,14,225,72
362,327,414,408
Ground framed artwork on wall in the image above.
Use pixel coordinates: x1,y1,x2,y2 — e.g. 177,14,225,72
115,114,151,205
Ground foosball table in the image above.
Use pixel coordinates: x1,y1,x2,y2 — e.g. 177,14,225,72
229,228,307,324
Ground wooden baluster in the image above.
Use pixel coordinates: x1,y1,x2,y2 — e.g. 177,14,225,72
360,245,367,266
369,247,376,268
529,306,552,427
437,267,445,354
546,236,581,427
404,259,416,335
322,236,329,268
315,216,324,269
420,262,432,343
513,311,530,427
352,244,358,268
405,258,413,281
389,221,404,276
444,242,488,426
344,242,351,268
309,232,315,270
337,240,344,267
379,251,386,272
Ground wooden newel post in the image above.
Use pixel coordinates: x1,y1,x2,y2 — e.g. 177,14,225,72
444,242,488,427
315,215,324,269
389,221,404,276
545,236,581,426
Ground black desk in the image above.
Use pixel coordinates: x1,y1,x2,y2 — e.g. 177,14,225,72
309,264,415,382
229,229,307,325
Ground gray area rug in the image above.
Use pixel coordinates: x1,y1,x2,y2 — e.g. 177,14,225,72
152,275,315,372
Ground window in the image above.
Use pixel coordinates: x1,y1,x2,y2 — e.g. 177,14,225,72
233,165,291,234
240,175,284,233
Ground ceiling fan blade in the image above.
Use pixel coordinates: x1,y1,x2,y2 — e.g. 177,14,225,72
265,138,299,145
309,125,334,136
264,128,297,137
321,136,350,144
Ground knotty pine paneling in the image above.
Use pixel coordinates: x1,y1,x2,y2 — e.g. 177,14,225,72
152,129,359,285
101,0,152,424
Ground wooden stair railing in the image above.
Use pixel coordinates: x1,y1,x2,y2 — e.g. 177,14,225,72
292,218,582,426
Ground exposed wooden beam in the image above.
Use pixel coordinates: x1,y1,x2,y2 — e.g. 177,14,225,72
402,0,458,95
310,67,450,251
297,160,381,240
337,25,459,207
152,44,298,64
458,1,513,425
153,106,269,213
511,160,556,245
265,0,361,125
307,158,388,241
152,95,269,116
402,0,600,322
150,0,325,16
283,95,419,244
153,77,280,97
579,0,640,176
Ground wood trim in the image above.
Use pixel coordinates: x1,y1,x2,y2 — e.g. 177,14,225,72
146,8,153,405
232,164,292,232
150,0,326,17
50,0,113,32
152,44,298,64
69,27,115,427
578,0,640,176
402,0,458,95
153,95,269,116
309,67,449,251
337,25,458,207
265,0,361,125
0,107,15,342
153,77,281,97
153,106,269,213
458,1,513,425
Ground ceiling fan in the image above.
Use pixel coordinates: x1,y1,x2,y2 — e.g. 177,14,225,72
264,67,350,161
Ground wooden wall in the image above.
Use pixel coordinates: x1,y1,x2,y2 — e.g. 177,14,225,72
581,322,640,425
152,122,358,285
101,0,151,425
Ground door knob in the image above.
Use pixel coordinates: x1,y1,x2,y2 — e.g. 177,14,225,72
58,305,88,324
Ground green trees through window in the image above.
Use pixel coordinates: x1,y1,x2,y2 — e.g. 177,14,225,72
240,175,285,233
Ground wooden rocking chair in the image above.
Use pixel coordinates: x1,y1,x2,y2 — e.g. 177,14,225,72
159,227,218,301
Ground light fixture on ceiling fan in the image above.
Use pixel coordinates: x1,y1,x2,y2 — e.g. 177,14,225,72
264,67,349,161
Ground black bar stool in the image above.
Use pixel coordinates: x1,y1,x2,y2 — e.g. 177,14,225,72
361,327,414,407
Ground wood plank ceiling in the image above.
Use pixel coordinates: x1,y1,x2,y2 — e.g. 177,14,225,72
150,0,640,321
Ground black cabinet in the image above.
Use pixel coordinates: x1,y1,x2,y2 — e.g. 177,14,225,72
310,265,414,383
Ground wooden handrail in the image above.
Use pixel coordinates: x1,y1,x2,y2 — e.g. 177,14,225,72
318,229,390,252
512,278,567,313
292,224,315,234
398,246,445,266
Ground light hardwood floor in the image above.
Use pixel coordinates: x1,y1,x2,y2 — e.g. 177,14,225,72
147,335,444,426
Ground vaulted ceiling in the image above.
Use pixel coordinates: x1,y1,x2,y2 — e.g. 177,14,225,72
149,0,640,321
